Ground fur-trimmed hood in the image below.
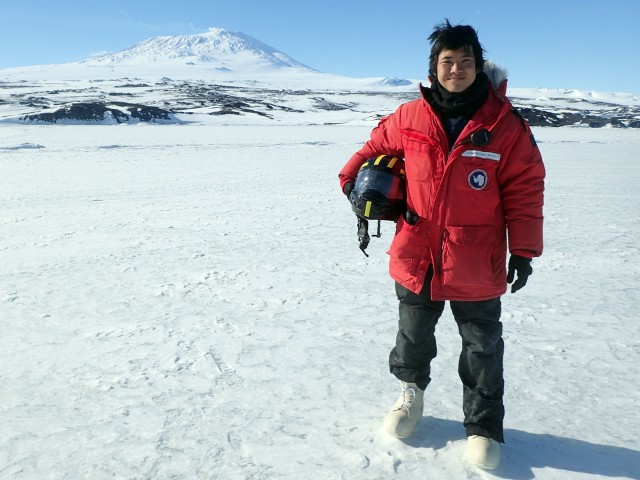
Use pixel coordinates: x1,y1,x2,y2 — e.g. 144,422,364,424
483,60,509,96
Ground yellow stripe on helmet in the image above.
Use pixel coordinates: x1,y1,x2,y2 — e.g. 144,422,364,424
364,200,372,217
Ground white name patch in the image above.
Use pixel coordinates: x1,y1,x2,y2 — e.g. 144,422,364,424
462,150,501,161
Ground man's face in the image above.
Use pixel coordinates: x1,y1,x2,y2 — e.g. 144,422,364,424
436,47,478,93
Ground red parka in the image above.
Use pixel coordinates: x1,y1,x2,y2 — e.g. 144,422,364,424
339,65,545,301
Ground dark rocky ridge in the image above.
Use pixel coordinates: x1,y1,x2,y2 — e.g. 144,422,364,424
2,78,638,127
22,102,174,124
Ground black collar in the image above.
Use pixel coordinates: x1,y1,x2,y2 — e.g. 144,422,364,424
421,72,489,118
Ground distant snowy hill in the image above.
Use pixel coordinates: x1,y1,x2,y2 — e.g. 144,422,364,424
0,28,638,127
84,28,314,73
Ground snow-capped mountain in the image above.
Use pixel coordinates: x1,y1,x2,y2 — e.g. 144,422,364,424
85,28,314,73
0,28,638,127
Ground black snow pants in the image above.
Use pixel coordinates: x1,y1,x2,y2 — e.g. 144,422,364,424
389,269,505,443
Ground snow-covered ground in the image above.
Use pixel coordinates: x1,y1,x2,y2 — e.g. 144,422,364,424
1,123,639,479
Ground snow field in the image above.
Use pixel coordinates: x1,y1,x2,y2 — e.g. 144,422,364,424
0,124,639,479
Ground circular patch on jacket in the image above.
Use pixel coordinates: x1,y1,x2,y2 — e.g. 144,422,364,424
468,169,488,190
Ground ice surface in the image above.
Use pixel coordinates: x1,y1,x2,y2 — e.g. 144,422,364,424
1,123,639,479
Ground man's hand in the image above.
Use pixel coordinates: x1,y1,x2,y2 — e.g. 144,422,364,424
507,255,533,293
343,181,354,197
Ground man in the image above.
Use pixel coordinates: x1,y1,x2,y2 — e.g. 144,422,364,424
339,20,545,469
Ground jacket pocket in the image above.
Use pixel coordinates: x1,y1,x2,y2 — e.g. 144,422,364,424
400,128,432,143
400,129,439,211
440,225,499,287
401,129,436,159
387,216,428,277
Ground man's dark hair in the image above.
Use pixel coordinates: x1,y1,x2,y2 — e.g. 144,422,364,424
428,19,485,78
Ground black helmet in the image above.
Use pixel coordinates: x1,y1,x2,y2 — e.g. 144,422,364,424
349,155,406,221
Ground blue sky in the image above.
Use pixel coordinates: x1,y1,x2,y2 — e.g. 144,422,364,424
2,0,639,94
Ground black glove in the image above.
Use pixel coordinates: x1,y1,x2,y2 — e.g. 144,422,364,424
343,181,354,197
507,255,533,293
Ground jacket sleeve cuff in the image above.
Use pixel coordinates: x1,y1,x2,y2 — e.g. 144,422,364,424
510,249,539,259
339,174,355,192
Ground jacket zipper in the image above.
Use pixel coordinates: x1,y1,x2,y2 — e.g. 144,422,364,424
434,136,470,275
434,128,484,276
450,137,472,155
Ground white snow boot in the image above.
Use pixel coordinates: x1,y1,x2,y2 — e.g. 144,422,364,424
383,381,424,439
465,435,501,469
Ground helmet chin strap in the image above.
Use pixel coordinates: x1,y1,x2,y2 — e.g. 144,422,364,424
356,217,381,257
